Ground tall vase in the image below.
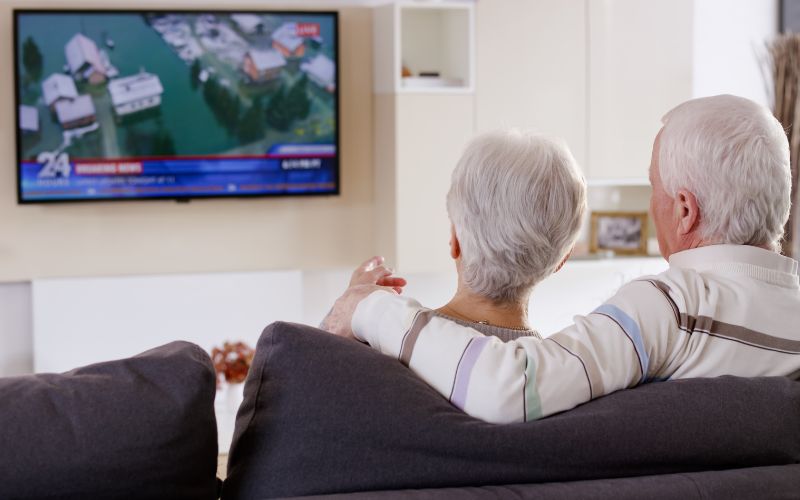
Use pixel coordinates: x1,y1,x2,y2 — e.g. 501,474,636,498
768,34,800,257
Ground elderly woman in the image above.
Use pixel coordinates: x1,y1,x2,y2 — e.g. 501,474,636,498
343,129,587,341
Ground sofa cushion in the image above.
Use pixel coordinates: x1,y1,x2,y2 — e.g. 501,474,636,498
0,341,219,500
289,464,800,500
223,322,800,499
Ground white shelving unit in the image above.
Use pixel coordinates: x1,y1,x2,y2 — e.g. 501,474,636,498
372,0,477,273
374,0,475,94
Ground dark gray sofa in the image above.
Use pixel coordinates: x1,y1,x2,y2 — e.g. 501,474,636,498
1,323,797,499
223,322,800,499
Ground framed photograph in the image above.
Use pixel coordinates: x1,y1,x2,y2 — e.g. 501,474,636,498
590,211,648,255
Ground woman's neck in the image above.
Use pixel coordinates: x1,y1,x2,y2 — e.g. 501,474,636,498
437,288,531,330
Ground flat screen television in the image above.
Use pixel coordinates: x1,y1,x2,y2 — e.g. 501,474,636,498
14,9,339,203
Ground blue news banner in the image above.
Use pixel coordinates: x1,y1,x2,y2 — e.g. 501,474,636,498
19,144,337,201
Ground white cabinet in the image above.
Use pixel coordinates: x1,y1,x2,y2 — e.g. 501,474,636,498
586,0,778,184
587,0,693,183
471,0,778,184
475,0,588,171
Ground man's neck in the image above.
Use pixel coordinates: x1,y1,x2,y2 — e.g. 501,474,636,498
437,288,531,330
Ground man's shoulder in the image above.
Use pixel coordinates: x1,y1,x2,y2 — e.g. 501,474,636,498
617,270,681,300
630,264,696,288
603,268,695,322
625,266,698,306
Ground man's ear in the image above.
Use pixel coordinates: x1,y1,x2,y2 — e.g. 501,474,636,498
674,189,701,236
449,224,461,260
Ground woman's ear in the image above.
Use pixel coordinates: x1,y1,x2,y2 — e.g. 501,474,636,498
449,224,461,260
555,248,572,273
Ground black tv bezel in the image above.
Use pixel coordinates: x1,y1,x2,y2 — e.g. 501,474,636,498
13,8,341,204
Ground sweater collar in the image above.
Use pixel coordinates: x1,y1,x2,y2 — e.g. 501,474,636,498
669,244,799,288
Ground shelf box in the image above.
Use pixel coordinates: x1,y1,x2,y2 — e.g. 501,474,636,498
374,1,474,94
402,76,464,88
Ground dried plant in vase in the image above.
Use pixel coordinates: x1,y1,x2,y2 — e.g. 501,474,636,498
211,341,255,387
767,34,800,257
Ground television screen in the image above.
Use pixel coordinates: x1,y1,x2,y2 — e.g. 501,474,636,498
14,10,339,202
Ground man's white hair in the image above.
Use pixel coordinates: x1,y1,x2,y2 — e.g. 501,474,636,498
447,129,587,303
659,94,791,252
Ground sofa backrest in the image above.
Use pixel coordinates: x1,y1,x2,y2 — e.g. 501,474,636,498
0,341,220,500
223,322,800,499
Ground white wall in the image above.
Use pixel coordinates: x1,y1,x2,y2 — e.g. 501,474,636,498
692,0,779,106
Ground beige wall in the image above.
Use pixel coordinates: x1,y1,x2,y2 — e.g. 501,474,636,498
0,1,375,281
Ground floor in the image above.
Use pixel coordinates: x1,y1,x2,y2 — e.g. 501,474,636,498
217,454,228,480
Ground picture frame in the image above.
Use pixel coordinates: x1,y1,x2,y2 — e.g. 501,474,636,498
590,211,649,255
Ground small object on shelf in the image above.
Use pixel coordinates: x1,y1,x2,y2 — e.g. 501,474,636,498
401,65,413,78
401,76,464,89
418,71,440,77
590,211,649,256
211,341,255,386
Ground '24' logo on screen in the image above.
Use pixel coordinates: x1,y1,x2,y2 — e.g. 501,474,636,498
37,151,71,178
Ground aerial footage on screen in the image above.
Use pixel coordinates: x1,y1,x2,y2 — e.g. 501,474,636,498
16,11,338,201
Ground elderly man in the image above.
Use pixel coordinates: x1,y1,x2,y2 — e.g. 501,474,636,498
323,94,800,424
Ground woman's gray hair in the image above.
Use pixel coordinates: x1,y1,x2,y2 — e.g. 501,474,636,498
447,129,587,303
659,95,791,252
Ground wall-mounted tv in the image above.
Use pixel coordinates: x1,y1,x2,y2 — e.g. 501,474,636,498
14,9,339,203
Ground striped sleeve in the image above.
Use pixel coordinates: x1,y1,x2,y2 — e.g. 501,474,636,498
351,283,674,424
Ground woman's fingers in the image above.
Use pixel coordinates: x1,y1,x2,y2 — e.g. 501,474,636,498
350,256,406,291
377,276,406,295
350,256,386,285
359,256,384,272
362,265,393,283
376,276,406,287
351,262,393,286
